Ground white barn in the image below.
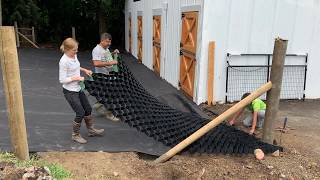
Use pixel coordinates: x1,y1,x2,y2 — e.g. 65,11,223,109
124,0,320,104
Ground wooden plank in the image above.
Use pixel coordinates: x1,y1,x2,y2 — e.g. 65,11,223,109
154,82,273,163
17,27,32,30
72,27,76,40
207,41,215,106
14,21,20,47
0,26,29,160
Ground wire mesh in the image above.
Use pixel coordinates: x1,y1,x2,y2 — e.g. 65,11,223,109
226,54,307,102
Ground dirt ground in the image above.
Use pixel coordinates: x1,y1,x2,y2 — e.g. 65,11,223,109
37,100,320,180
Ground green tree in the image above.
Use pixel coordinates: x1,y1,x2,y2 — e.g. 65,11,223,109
2,0,125,49
3,0,43,26
80,0,124,34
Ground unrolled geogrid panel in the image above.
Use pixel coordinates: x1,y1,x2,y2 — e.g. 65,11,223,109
85,60,281,154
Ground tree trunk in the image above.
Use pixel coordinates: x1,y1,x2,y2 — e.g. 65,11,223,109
98,8,107,35
262,38,288,144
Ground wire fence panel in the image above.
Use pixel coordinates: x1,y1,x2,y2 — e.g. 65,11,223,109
225,54,307,103
226,66,268,102
279,65,306,99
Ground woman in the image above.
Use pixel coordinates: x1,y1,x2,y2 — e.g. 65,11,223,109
59,38,104,144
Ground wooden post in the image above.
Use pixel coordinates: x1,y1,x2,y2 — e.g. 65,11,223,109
154,82,272,163
0,0,2,26
207,41,215,106
14,21,20,47
262,38,288,144
72,27,76,40
31,26,36,43
0,26,29,160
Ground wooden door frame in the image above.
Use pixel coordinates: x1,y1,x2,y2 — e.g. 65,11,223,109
153,8,166,77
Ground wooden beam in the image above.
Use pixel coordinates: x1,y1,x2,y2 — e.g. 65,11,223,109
72,27,76,40
154,81,272,163
31,26,35,43
262,38,288,144
0,0,2,26
17,31,39,49
207,41,215,106
0,26,29,160
14,21,20,47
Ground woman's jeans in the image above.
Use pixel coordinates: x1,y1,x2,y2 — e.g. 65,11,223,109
63,88,92,123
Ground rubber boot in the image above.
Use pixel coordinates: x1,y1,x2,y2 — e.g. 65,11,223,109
84,116,104,137
72,121,87,144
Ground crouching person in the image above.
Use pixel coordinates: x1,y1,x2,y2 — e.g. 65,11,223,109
229,93,266,135
59,38,104,144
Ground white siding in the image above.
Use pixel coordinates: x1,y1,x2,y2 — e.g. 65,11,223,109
125,0,143,58
198,0,320,104
125,0,203,92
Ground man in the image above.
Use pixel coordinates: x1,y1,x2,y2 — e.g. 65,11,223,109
92,32,120,121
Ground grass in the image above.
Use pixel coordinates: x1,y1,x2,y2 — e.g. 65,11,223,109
0,152,72,180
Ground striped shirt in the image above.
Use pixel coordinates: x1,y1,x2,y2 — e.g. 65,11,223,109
92,44,113,75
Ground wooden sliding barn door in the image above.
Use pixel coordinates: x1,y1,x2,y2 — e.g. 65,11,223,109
153,15,161,75
179,12,199,98
128,16,132,53
137,16,143,63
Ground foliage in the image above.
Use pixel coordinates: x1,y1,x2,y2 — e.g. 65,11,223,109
2,0,126,49
3,0,42,26
0,152,71,180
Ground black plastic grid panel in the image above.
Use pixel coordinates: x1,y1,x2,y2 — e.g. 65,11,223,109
84,59,282,154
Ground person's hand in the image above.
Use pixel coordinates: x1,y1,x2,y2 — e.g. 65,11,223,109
113,49,120,54
111,60,118,65
249,129,255,135
71,76,84,81
84,69,92,76
229,119,235,126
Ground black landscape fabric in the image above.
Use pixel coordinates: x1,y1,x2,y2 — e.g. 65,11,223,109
0,49,281,155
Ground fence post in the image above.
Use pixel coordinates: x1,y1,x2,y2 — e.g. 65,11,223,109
14,21,20,47
207,41,215,105
31,26,36,43
0,26,29,160
72,27,76,40
262,38,288,144
0,0,2,26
